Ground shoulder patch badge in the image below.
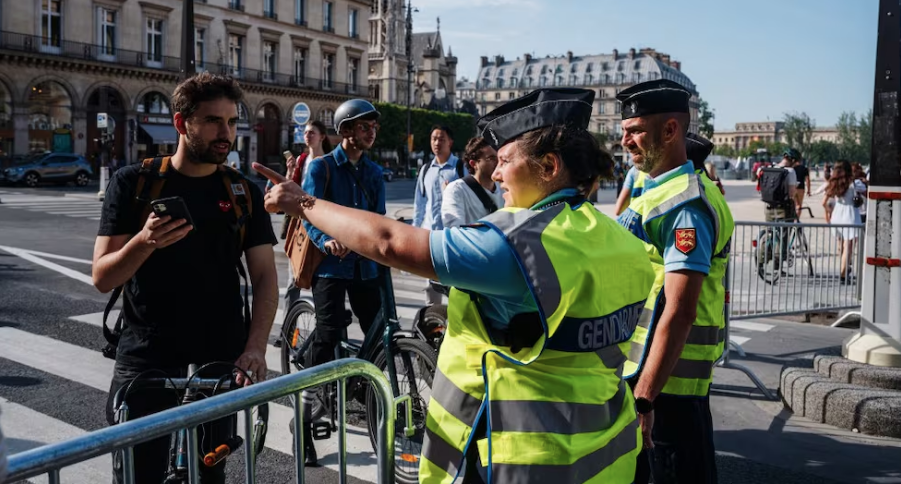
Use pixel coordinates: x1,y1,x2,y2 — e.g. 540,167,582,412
675,228,697,255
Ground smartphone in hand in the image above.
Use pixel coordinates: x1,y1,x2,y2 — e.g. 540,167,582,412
150,196,195,228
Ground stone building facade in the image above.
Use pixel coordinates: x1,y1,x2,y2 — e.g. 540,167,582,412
473,48,700,161
0,0,371,172
367,1,457,110
713,122,841,151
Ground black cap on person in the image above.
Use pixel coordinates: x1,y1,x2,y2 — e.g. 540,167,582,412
476,88,595,150
616,79,691,120
686,132,714,168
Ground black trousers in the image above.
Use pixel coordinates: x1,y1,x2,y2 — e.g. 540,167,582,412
632,393,718,484
309,267,382,367
105,362,236,484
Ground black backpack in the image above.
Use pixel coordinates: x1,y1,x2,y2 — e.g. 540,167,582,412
759,167,791,205
461,175,499,214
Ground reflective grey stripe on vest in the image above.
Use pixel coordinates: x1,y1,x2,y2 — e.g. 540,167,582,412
489,415,639,483
685,325,725,346
629,326,723,367
644,172,701,222
432,367,628,434
596,343,627,369
491,380,628,434
432,369,482,426
671,358,715,380
422,425,462,477
481,205,565,320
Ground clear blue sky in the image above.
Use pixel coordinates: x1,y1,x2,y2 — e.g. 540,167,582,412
412,0,877,130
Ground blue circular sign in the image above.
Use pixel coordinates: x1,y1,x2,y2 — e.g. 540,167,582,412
292,102,311,125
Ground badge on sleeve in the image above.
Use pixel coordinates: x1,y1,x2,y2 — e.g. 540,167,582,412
674,228,697,254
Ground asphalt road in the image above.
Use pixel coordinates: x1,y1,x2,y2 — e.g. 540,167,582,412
1,180,899,484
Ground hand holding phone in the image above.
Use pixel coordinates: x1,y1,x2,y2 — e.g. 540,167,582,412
141,197,194,248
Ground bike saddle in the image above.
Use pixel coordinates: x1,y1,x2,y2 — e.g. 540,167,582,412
429,281,450,297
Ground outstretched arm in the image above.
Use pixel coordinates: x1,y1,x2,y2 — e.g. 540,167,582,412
255,163,437,280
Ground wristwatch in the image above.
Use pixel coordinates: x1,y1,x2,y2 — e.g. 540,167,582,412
635,397,654,415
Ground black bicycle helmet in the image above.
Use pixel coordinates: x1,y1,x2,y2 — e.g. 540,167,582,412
783,148,801,161
334,99,380,133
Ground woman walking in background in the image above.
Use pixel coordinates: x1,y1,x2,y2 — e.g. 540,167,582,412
824,160,861,284
268,120,333,287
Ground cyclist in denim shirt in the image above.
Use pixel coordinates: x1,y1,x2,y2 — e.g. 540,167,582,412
298,99,386,465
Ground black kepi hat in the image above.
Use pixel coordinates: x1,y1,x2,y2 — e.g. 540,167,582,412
476,88,595,150
616,79,691,120
686,132,714,168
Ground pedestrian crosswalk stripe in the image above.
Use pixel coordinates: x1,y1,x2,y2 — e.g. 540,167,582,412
0,193,101,220
0,397,111,484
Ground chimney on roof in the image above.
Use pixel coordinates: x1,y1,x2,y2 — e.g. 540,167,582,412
671,60,681,71
566,51,573,62
494,55,504,67
524,53,532,64
661,54,671,64
629,48,636,59
612,48,618,60
480,56,489,68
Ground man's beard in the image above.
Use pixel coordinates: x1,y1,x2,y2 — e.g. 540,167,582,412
185,132,230,165
635,134,665,174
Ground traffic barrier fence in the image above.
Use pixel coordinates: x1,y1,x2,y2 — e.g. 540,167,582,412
2,359,398,484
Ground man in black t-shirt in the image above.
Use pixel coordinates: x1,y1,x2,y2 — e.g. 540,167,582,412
93,73,278,484
792,158,811,216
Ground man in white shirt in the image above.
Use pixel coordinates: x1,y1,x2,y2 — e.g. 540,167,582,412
441,137,504,227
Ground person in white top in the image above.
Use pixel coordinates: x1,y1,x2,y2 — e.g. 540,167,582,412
441,136,505,228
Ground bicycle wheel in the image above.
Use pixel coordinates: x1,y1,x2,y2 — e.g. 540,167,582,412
279,300,327,421
754,229,781,284
365,337,437,484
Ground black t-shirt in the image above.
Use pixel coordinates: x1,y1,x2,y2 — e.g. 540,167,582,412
794,165,809,189
98,162,277,368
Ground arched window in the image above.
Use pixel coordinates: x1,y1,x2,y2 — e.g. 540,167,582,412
319,108,335,128
138,91,170,115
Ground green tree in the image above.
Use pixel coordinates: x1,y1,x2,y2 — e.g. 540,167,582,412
836,111,860,161
372,102,475,154
714,145,736,158
782,111,815,155
806,140,841,165
698,98,715,139
858,108,873,164
591,132,609,148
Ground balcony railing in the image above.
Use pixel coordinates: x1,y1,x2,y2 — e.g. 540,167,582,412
0,30,369,96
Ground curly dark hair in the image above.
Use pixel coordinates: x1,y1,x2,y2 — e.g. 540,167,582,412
171,72,244,118
462,137,491,175
516,125,613,196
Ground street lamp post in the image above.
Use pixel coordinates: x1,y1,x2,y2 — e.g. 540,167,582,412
180,0,195,79
405,0,414,176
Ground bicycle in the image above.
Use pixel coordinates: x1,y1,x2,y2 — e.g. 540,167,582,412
111,362,269,483
754,216,815,284
279,264,437,484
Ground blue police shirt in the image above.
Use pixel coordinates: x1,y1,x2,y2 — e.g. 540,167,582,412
429,188,582,330
620,161,715,275
302,144,386,280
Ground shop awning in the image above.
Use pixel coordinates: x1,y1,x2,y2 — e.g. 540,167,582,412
140,124,179,145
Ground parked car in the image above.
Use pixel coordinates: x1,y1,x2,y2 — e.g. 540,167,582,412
0,153,93,188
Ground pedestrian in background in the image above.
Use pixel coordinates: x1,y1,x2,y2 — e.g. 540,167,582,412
413,125,464,306
297,99,386,466
852,162,868,224
258,87,655,483
824,160,861,284
616,79,735,484
440,136,504,228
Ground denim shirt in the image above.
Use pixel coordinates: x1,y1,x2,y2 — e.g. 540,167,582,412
413,154,462,230
301,145,386,280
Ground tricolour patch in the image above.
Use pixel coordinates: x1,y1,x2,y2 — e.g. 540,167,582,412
675,228,696,255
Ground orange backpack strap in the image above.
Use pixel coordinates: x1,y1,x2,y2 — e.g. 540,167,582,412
219,165,252,249
135,156,170,227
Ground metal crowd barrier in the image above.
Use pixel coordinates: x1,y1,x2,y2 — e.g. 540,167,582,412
2,359,397,484
717,220,865,400
728,221,865,321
